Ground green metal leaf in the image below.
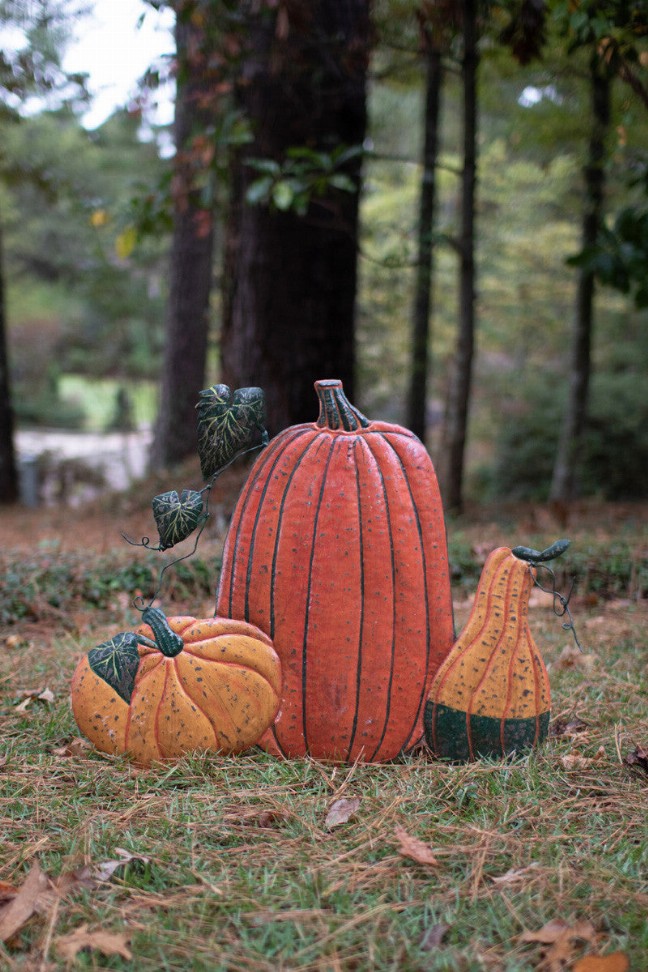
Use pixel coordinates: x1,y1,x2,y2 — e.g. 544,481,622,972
151,489,204,551
87,632,142,704
196,384,267,479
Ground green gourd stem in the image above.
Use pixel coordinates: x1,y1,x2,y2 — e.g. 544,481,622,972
141,606,184,657
511,538,570,564
314,379,371,431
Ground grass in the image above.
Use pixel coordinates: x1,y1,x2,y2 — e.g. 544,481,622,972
58,376,158,433
1,515,647,970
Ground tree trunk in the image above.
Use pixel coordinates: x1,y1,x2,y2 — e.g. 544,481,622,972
221,1,370,434
407,32,443,443
0,218,18,504
443,0,478,514
149,10,216,470
550,54,611,502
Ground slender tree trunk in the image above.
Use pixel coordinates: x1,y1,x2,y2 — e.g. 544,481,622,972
550,54,611,502
150,11,216,470
221,1,370,434
0,219,18,504
443,0,478,514
407,32,443,442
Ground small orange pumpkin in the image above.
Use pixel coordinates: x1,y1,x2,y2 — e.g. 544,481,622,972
71,607,282,766
424,547,551,761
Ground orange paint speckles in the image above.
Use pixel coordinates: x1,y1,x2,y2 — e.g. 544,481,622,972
216,380,455,762
71,615,281,767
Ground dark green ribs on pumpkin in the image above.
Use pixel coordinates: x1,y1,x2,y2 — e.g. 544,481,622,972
424,701,550,761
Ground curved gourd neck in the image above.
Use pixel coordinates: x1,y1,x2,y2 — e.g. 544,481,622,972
141,606,184,657
314,379,371,431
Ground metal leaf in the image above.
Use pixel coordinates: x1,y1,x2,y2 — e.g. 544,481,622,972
87,633,142,704
196,384,266,480
151,489,204,551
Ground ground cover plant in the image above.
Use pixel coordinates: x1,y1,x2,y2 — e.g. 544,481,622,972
1,503,647,970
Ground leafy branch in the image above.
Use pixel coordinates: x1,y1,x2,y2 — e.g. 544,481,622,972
122,385,268,609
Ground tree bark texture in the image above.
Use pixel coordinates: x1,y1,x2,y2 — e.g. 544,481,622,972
550,55,611,502
150,9,216,470
0,219,18,504
221,1,370,434
443,0,478,514
407,35,443,443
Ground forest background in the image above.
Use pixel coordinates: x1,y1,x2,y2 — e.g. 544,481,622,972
1,5,647,969
0,0,647,515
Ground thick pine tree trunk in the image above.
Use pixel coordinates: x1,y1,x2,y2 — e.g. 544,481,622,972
407,34,443,443
550,55,611,503
221,1,370,434
443,0,478,514
150,12,216,470
0,219,18,504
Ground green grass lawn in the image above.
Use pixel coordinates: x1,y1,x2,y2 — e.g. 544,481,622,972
1,529,646,971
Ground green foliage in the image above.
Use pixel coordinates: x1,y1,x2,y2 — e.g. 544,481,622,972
4,107,168,398
245,145,362,216
0,549,217,626
483,369,648,501
569,204,648,308
13,382,87,429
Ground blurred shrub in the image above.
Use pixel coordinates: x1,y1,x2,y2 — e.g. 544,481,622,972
15,389,86,430
481,370,648,501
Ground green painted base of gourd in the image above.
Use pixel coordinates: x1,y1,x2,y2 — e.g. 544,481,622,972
424,701,550,762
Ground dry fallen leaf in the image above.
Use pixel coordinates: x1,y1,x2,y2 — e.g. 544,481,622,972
52,737,93,758
324,797,360,830
64,850,151,888
420,922,449,951
395,826,438,867
14,687,55,711
624,744,648,776
0,882,17,906
491,862,540,886
561,746,606,770
520,919,599,972
520,918,597,945
553,644,596,672
572,953,630,972
550,716,589,738
54,924,132,961
0,862,50,944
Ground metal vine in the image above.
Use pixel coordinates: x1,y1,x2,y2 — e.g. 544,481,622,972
530,563,585,653
124,441,266,614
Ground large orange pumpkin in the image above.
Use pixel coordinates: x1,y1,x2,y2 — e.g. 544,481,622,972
71,608,281,766
216,379,455,762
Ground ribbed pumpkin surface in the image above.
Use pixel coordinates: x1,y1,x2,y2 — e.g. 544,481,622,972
424,547,551,761
71,614,281,766
216,379,455,762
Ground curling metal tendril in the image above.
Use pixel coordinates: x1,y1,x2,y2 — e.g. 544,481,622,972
531,563,585,653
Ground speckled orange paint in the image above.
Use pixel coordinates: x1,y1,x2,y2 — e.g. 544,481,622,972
216,380,455,762
425,547,551,759
71,615,282,767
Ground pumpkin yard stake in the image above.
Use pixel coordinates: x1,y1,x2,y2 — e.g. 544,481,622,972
71,608,281,766
216,379,456,762
71,378,581,767
424,541,574,761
